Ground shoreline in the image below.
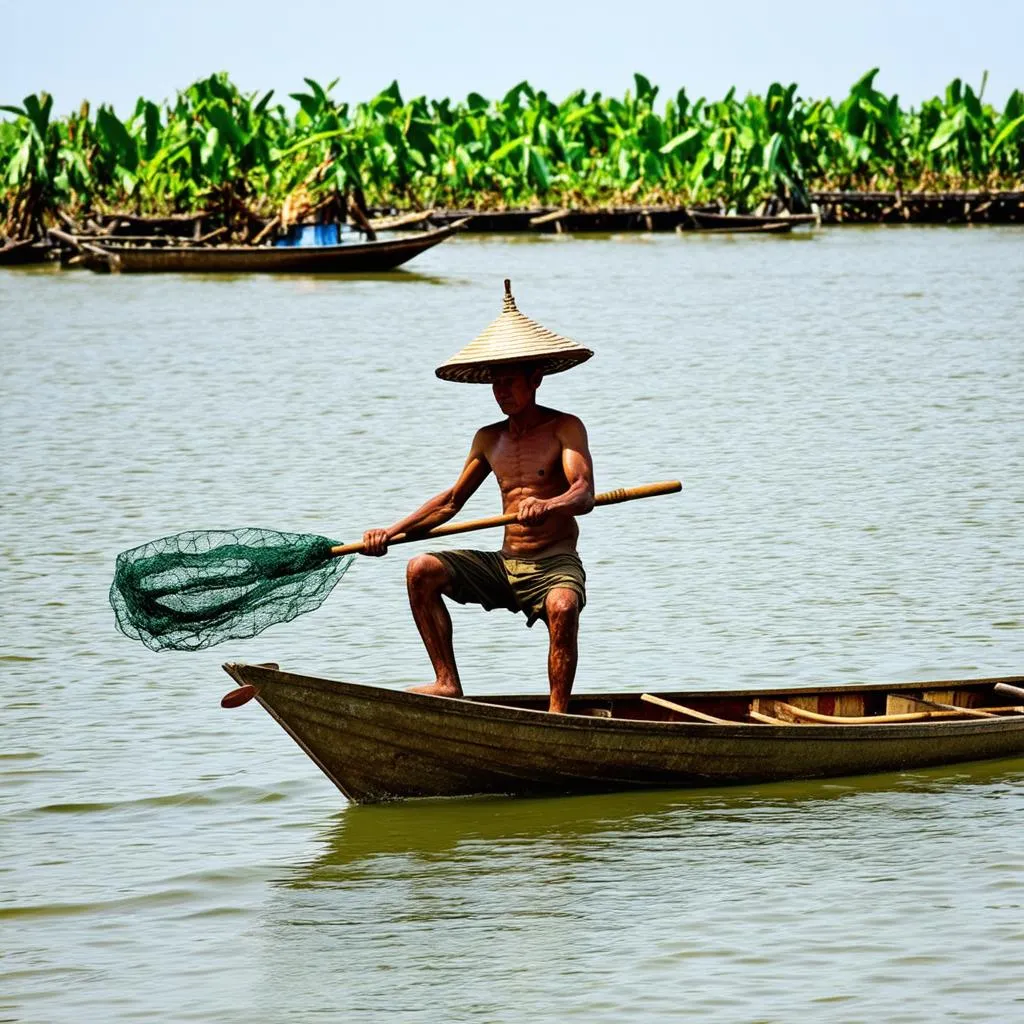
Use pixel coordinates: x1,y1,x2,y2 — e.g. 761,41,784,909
2,191,1022,264
378,191,1024,231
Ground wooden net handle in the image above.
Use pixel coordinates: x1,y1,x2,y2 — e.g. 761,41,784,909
330,480,681,556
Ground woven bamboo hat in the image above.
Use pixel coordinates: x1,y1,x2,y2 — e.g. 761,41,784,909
435,279,594,384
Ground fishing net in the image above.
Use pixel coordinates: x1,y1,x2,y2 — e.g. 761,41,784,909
109,528,354,652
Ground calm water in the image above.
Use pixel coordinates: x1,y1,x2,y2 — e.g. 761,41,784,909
2,227,1023,1022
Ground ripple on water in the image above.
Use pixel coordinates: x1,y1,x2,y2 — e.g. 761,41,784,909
2,229,1023,1023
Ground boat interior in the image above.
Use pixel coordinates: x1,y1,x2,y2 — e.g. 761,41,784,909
465,679,1024,726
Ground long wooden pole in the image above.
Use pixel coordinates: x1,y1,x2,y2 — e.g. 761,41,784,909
329,480,682,557
896,694,996,719
640,692,731,724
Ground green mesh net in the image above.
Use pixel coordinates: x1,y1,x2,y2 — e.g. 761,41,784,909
109,528,354,652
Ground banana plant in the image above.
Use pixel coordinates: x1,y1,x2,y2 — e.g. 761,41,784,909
1,92,60,238
2,72,1021,225
991,90,1024,177
834,69,907,185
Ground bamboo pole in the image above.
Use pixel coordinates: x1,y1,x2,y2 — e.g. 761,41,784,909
369,209,435,231
47,228,113,257
529,209,570,226
250,217,279,246
640,693,731,724
894,694,996,718
768,701,1016,725
329,480,682,557
749,710,793,725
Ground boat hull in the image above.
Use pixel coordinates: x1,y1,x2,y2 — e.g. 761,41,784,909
222,664,1024,804
0,239,52,266
687,210,817,232
83,223,463,274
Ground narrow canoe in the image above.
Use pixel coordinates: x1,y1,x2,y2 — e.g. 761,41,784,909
221,663,1024,804
687,210,818,232
0,239,52,266
81,220,468,274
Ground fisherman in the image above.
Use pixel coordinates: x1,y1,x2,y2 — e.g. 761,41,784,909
362,280,595,713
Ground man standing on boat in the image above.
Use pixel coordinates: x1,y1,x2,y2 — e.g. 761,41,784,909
362,280,595,713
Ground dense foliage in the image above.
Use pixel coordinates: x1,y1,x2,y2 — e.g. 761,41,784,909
2,70,1022,238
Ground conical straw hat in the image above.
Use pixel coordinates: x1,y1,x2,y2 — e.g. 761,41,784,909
435,279,594,383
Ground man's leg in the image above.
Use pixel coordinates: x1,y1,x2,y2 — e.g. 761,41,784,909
544,587,580,713
406,554,462,697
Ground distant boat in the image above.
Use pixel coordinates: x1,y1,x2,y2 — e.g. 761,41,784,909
0,238,52,266
78,220,469,274
687,210,818,233
221,663,1024,804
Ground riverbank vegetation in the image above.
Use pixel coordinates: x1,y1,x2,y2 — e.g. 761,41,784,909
2,70,1022,239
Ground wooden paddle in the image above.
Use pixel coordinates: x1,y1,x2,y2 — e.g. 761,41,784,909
113,479,683,652
328,480,682,556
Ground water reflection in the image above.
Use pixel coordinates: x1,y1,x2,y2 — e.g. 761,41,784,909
285,756,1024,884
255,755,1023,1024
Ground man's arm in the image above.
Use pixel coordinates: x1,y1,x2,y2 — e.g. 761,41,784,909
362,430,493,556
518,416,595,524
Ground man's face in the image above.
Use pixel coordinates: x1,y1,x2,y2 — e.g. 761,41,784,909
491,366,541,415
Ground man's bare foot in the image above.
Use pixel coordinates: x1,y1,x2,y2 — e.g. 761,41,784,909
407,681,464,698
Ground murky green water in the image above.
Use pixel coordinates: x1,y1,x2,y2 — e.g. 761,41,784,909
2,227,1023,1022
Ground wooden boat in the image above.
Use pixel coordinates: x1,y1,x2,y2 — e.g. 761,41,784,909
221,663,1024,804
687,210,818,233
423,206,706,233
80,220,469,274
0,238,52,266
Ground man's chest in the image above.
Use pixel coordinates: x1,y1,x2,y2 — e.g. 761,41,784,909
488,433,565,488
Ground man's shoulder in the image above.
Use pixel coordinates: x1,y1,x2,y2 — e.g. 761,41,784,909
474,410,586,440
546,409,587,434
476,419,507,437
527,405,578,422
472,420,506,447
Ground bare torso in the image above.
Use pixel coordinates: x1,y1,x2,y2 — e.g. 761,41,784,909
362,393,593,566
360,386,593,712
479,407,581,558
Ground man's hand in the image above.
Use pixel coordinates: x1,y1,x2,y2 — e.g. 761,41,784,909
517,496,550,525
361,529,389,557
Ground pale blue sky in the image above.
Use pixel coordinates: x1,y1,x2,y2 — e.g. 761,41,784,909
2,0,1022,115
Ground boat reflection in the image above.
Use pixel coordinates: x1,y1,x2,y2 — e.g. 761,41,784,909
279,755,1024,887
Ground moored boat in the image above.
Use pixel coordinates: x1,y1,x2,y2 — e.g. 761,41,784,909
0,238,53,266
79,219,469,274
221,663,1024,804
687,209,818,233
